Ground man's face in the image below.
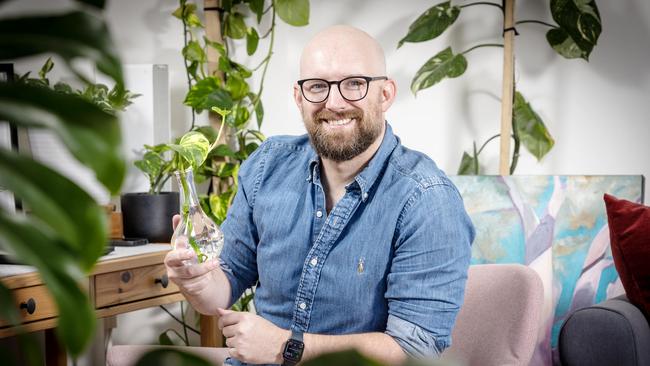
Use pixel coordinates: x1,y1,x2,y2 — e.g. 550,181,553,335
298,77,385,162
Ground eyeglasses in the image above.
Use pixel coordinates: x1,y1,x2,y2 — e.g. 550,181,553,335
297,76,388,103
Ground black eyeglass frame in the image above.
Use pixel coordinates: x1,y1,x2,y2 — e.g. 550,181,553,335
297,76,388,103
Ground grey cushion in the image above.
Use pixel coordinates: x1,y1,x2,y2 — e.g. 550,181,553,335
559,295,650,366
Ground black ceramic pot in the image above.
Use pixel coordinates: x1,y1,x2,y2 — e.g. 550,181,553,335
120,192,179,243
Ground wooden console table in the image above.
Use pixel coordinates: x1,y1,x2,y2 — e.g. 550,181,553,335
0,244,221,365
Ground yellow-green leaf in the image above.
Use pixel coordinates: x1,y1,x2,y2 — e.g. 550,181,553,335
513,92,555,161
411,47,467,94
398,1,460,48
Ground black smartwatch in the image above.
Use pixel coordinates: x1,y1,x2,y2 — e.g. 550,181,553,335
282,330,304,366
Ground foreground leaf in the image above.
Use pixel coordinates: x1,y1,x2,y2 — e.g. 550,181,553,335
457,150,479,175
398,1,460,48
0,212,97,357
246,27,259,56
411,47,467,94
135,349,213,366
0,11,122,83
0,83,125,194
549,0,601,60
513,92,554,161
0,149,106,269
276,0,310,26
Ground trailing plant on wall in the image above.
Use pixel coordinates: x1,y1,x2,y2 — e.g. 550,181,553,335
399,0,601,175
0,0,125,362
150,0,310,347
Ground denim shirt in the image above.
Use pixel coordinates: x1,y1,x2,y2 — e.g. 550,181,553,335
219,123,474,365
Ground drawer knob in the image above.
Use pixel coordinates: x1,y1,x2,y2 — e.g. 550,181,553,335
155,274,169,288
20,298,36,314
121,271,131,283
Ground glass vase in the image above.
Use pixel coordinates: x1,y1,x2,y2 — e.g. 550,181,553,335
171,167,224,264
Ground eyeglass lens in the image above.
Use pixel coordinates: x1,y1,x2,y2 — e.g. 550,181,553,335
302,77,368,103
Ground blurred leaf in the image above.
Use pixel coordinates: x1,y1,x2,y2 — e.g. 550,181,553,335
0,11,123,84
183,40,206,63
134,150,169,193
513,92,554,161
411,47,467,94
171,131,211,170
184,77,234,113
225,12,247,39
215,162,238,178
276,0,310,26
233,106,251,129
398,1,460,48
0,211,97,357
0,283,20,326
209,144,237,158
134,348,214,366
158,331,174,346
0,83,125,194
74,0,105,9
248,0,265,23
302,349,385,366
549,0,601,60
209,191,231,225
248,129,266,142
254,98,264,128
0,150,106,268
203,36,226,56
246,27,259,55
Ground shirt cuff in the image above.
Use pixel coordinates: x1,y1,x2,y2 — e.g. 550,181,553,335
384,314,444,358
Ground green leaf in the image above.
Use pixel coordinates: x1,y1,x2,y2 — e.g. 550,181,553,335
301,349,385,366
0,149,107,269
398,1,461,48
246,27,260,55
248,129,266,142
233,106,251,130
74,0,105,9
549,0,601,60
226,74,250,101
546,28,584,59
457,151,479,175
0,283,20,326
248,0,265,23
276,0,310,26
0,212,97,357
203,36,226,56
209,191,232,225
411,47,467,94
513,92,555,161
0,11,123,84
209,144,237,158
225,12,247,39
135,349,214,366
0,83,125,194
172,131,211,170
184,77,234,113
38,57,54,80
183,40,206,63
172,3,203,28
158,331,174,346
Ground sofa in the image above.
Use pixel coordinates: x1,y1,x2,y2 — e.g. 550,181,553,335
558,295,650,366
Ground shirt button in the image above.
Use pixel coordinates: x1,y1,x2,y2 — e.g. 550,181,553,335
363,192,369,200
310,257,318,267
299,302,307,310
316,210,323,218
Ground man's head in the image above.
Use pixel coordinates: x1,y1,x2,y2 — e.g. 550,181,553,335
294,25,397,162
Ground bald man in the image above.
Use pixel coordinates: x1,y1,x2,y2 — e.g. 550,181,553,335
165,26,474,366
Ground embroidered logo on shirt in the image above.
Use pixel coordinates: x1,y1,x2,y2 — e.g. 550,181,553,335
357,257,365,274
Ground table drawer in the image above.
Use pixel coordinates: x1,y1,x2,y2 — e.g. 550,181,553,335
94,264,178,308
0,285,57,326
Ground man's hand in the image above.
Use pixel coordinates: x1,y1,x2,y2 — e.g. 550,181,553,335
164,214,220,298
217,308,290,364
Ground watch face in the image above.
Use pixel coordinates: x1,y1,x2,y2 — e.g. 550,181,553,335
283,339,304,361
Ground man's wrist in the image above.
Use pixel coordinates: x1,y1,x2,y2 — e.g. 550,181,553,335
276,329,291,364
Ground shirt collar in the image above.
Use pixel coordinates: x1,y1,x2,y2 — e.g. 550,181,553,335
306,122,398,202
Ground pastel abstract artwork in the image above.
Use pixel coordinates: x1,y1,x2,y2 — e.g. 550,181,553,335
450,175,645,366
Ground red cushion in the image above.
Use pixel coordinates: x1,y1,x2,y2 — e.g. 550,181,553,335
604,193,650,318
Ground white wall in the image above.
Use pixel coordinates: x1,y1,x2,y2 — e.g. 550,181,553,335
101,0,650,196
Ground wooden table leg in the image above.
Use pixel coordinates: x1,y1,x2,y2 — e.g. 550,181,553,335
200,314,223,347
44,329,66,366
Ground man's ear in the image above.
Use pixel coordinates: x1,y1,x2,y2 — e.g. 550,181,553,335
293,83,304,113
380,79,397,112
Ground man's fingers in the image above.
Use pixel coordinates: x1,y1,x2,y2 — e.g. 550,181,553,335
221,324,236,338
164,248,196,268
217,309,240,329
172,235,189,250
172,214,181,230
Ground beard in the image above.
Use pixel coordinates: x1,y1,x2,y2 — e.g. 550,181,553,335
302,102,384,162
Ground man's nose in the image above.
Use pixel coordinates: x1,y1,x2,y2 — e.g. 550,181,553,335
325,84,348,110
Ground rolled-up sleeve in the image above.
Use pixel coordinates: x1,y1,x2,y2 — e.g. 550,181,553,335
385,178,474,357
